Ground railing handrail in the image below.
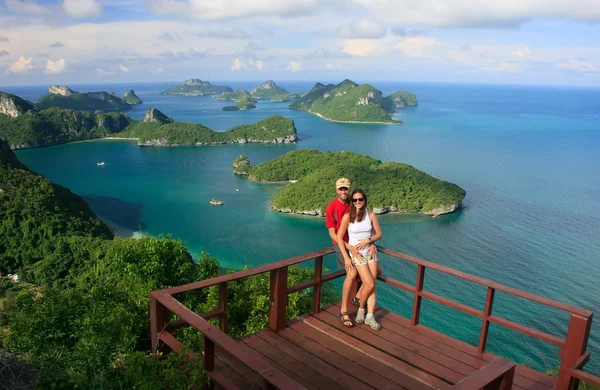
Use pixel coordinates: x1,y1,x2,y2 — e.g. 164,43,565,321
151,292,306,390
150,245,598,389
378,246,592,317
157,247,335,296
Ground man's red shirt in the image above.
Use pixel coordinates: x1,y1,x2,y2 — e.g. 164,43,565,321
325,198,350,245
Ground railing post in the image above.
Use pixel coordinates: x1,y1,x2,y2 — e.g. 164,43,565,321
478,287,495,355
556,312,593,390
150,292,172,355
269,266,288,332
412,265,426,326
312,256,323,314
202,334,215,371
218,282,227,334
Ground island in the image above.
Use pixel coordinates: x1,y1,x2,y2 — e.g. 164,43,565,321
289,79,417,124
161,79,233,96
215,89,257,110
234,149,464,217
113,109,297,146
36,86,132,112
233,155,251,175
122,90,143,105
0,91,296,148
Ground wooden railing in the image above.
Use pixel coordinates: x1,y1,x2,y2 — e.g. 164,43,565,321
150,246,599,390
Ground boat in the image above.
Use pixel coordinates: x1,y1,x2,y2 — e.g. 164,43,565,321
235,189,240,192
97,162,105,166
210,199,225,205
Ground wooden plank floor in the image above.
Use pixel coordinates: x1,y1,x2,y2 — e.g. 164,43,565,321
212,303,557,389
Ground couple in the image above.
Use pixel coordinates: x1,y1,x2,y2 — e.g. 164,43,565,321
326,178,383,331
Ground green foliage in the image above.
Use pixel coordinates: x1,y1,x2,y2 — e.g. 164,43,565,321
545,367,600,390
0,148,113,274
36,91,130,112
202,265,339,338
270,93,298,102
236,95,256,109
289,79,417,123
118,114,296,145
243,149,466,213
0,107,131,147
162,80,232,95
215,88,254,101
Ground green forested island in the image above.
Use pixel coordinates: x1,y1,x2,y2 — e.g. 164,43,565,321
0,139,334,387
250,80,292,100
0,91,296,148
235,149,465,216
36,86,132,112
116,110,297,146
161,79,233,96
215,89,257,110
122,89,143,105
0,104,131,149
289,79,417,123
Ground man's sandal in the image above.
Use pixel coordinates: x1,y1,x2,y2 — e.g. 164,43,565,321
339,312,354,328
351,296,360,306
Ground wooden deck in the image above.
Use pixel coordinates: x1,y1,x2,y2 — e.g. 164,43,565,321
213,303,555,390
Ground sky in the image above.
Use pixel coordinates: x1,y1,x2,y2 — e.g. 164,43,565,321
0,0,599,86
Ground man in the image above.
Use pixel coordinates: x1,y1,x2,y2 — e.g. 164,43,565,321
325,177,376,327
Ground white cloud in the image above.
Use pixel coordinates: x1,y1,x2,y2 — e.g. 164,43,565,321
336,19,387,39
5,0,52,16
287,60,302,72
45,58,66,74
151,67,164,74
512,46,532,58
255,60,264,70
352,0,600,27
149,0,323,20
63,0,103,18
8,56,34,73
230,58,247,71
555,58,599,73
395,37,442,60
119,64,130,72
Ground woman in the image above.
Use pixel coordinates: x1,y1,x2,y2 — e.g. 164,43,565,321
337,189,383,331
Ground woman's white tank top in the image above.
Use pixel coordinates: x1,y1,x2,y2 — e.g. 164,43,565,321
348,210,372,256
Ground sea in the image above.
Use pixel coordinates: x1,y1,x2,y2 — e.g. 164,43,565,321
3,81,600,375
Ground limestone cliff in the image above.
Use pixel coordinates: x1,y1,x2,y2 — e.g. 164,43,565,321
48,85,75,97
143,108,172,124
250,80,289,99
0,92,35,118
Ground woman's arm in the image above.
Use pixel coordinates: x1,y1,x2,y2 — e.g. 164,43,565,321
369,212,383,243
336,214,353,271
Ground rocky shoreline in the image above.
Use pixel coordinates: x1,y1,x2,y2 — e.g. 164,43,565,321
269,202,461,217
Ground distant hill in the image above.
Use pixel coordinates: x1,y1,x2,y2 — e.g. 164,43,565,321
122,90,143,105
289,79,416,124
250,80,290,99
117,110,296,146
0,104,131,149
36,86,131,112
216,89,257,110
237,149,465,217
162,79,233,96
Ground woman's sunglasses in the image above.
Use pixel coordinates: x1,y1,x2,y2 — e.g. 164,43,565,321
352,197,365,203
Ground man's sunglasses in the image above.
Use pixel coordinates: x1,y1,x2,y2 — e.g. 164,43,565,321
352,197,365,203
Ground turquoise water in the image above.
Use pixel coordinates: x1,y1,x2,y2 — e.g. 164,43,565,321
6,81,600,375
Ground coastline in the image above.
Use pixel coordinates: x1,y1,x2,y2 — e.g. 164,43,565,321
307,110,402,125
269,203,462,217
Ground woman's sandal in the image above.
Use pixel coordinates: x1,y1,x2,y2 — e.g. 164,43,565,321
339,312,354,328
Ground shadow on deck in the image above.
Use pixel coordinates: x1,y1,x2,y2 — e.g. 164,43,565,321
150,247,600,389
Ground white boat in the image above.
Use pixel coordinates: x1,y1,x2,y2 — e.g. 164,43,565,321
97,162,105,166
210,199,225,205
235,189,240,192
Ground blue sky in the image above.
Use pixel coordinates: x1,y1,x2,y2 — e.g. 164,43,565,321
0,0,599,86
